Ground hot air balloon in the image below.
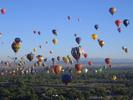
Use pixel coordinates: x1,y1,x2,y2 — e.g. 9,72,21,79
27,53,34,61
75,37,81,44
15,37,22,43
74,33,77,37
124,48,128,53
71,47,82,63
112,75,117,81
53,64,62,74
83,68,88,73
57,56,61,61
52,29,57,36
92,34,98,40
0,32,2,37
75,64,83,74
62,74,72,85
62,56,69,64
52,38,58,45
51,58,55,65
0,8,6,14
122,46,125,51
77,17,80,22
123,19,129,27
49,50,53,54
36,55,44,66
11,42,21,53
33,30,36,34
79,46,85,55
44,58,47,62
105,58,111,68
67,55,73,64
67,16,71,21
84,53,88,58
117,27,122,33
38,31,41,35
94,24,99,30
115,20,122,27
122,46,128,53
109,7,116,15
33,48,37,52
88,61,93,66
98,39,105,47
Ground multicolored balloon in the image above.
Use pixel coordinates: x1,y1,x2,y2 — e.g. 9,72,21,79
123,19,129,27
27,53,34,62
109,7,116,15
0,8,6,14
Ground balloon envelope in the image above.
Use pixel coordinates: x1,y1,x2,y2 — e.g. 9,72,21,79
123,19,129,27
62,74,72,85
109,7,116,15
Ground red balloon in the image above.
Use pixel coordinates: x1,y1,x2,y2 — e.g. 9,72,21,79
84,53,88,58
53,64,62,74
115,20,122,27
1,8,6,14
75,64,83,72
105,58,111,68
88,61,93,66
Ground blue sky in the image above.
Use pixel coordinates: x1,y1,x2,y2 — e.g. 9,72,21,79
0,0,133,60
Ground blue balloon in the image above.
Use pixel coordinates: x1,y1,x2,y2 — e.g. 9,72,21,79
62,74,72,85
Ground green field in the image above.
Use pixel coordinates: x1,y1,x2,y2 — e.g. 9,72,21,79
0,67,133,100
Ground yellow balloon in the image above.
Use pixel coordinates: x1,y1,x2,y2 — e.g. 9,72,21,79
62,56,69,64
33,48,37,52
52,38,58,45
91,34,98,40
112,75,117,80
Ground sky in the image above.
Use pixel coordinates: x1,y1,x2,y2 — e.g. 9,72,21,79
0,0,133,60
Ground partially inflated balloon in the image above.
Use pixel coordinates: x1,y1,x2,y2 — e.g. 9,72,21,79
92,34,98,40
123,19,129,27
109,7,116,15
